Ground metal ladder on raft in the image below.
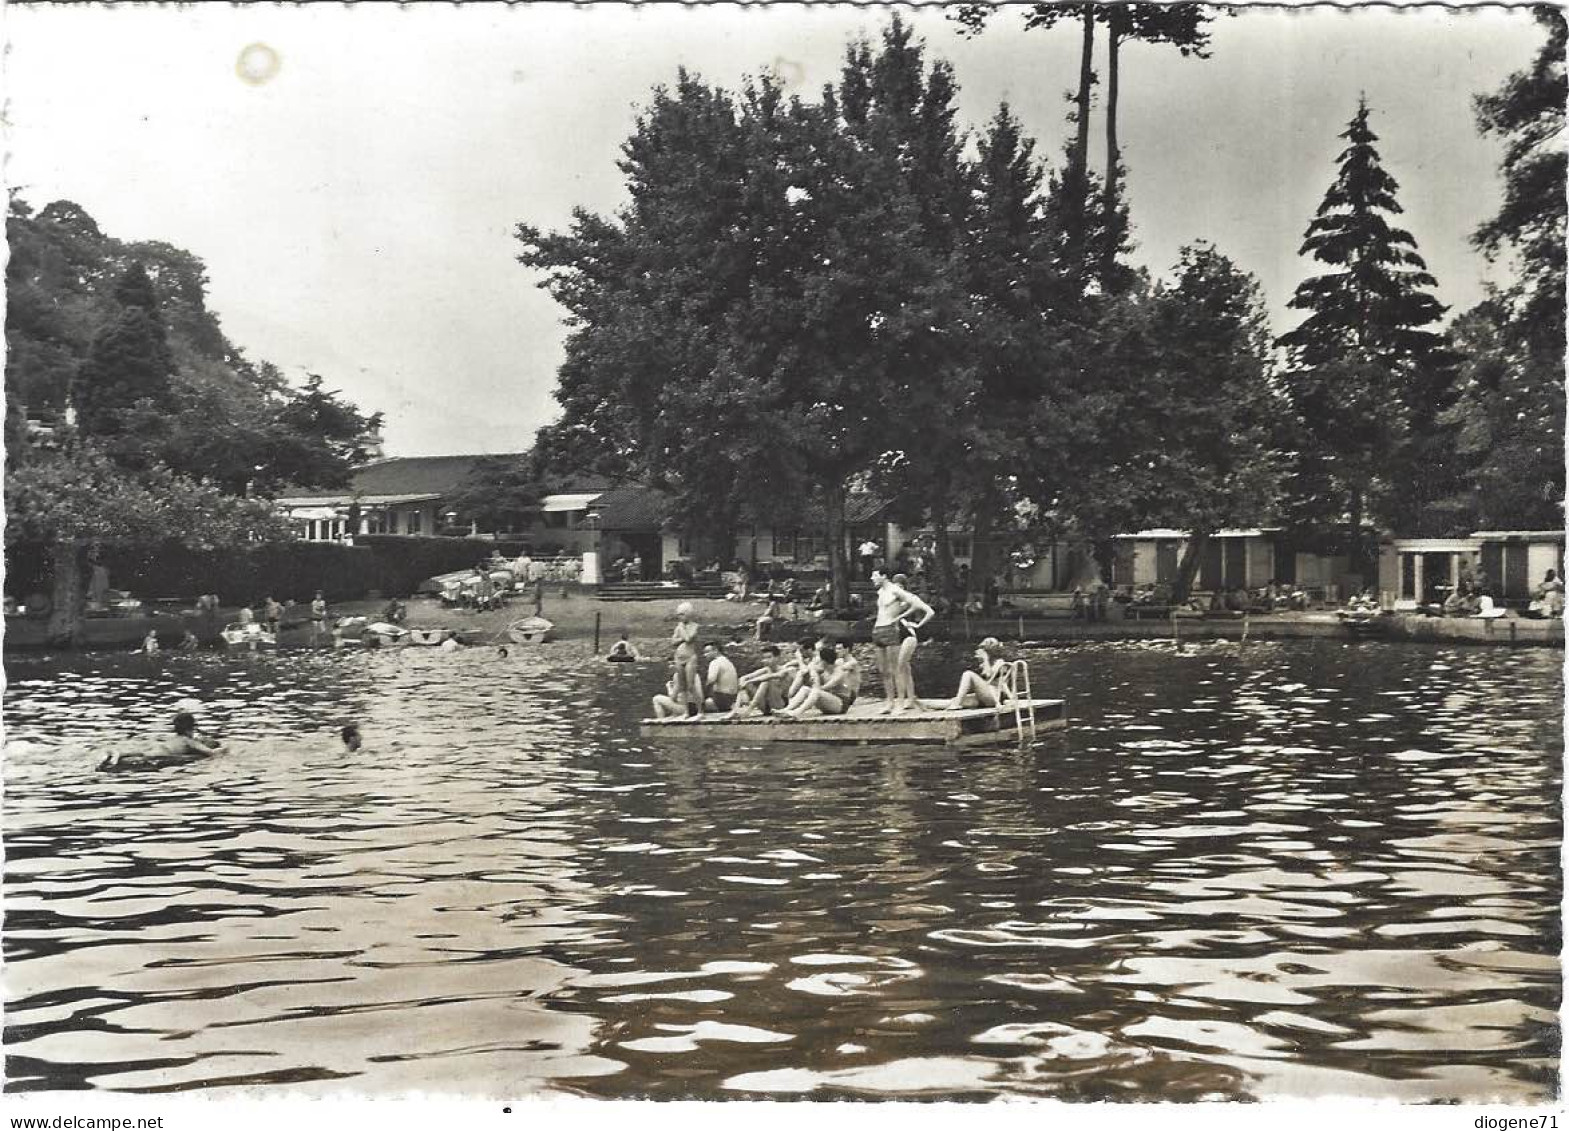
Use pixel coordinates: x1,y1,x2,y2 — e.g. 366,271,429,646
996,659,1038,745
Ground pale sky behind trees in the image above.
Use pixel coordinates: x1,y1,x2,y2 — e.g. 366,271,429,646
4,3,1550,456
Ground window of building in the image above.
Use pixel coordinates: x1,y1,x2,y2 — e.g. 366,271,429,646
796,533,828,561
950,535,972,560
406,510,422,535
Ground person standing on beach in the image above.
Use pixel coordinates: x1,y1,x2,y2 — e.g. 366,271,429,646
264,596,284,635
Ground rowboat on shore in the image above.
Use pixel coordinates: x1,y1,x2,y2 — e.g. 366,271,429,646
640,697,1066,746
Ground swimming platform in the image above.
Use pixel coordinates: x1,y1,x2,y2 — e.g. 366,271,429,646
639,698,1067,746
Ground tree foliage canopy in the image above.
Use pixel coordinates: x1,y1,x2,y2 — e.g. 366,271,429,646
7,197,383,495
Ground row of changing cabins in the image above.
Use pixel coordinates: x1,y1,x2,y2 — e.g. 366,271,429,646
1105,528,1565,607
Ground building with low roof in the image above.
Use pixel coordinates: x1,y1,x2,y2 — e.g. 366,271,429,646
275,454,612,542
1379,529,1566,606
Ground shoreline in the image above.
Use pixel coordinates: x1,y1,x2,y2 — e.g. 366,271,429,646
5,590,1562,653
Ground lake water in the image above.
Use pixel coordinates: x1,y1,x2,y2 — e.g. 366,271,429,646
3,638,1561,1100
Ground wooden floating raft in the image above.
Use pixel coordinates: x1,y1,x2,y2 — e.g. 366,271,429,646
639,698,1067,746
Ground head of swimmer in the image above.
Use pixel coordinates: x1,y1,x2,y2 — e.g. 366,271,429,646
340,724,362,752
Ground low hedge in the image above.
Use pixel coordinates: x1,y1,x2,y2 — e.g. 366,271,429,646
5,535,540,605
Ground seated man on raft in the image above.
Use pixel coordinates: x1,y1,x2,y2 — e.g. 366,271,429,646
702,641,741,713
778,641,861,717
735,644,791,716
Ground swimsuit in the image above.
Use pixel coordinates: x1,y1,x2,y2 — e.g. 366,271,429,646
872,623,902,647
709,691,737,711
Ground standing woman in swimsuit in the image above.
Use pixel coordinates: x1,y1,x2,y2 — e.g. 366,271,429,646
870,570,935,713
891,572,934,712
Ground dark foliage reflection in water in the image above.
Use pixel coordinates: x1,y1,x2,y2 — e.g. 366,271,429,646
3,640,1560,1100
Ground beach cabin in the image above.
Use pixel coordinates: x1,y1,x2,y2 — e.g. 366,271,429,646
1379,537,1482,605
1473,531,1566,604
1111,529,1281,591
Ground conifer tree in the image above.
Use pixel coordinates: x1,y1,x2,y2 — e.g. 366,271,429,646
1278,99,1451,569
73,261,177,437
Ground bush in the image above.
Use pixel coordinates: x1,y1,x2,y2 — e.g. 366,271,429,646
5,534,554,605
94,540,375,604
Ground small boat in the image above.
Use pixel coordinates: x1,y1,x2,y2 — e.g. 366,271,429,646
220,622,276,649
409,627,457,646
363,621,409,647
508,616,554,644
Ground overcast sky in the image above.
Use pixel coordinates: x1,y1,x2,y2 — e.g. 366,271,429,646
4,3,1549,457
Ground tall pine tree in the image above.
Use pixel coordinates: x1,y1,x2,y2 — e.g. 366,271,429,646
1278,98,1452,571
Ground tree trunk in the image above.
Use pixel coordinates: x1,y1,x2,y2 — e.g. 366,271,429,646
1348,486,1367,594
1101,18,1122,287
47,539,85,648
969,491,998,604
827,481,851,610
1091,537,1116,585
1075,9,1095,179
1172,530,1211,604
931,509,954,607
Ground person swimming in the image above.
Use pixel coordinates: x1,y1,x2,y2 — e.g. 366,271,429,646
97,711,221,771
339,724,363,752
607,632,640,662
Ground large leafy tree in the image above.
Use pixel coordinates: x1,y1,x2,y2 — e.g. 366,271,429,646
1277,99,1452,569
1138,246,1285,599
5,198,384,643
1442,8,1565,530
444,456,545,534
7,197,382,494
6,444,291,646
520,19,976,605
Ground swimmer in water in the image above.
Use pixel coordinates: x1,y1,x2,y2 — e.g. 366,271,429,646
607,632,640,662
97,711,221,771
339,724,363,752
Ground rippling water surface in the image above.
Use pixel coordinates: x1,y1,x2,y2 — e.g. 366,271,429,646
4,639,1561,1100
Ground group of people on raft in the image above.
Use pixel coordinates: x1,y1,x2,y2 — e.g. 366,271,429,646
650,570,1020,721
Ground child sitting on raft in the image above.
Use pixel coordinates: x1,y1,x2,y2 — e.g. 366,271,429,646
650,671,686,720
